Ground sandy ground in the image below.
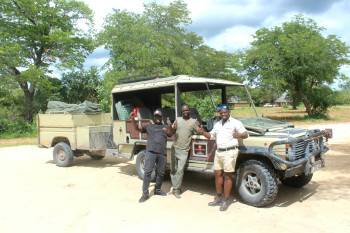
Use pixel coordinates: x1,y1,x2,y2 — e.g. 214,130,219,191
0,123,350,233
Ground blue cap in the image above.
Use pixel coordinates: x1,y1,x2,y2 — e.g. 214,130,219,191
216,104,228,112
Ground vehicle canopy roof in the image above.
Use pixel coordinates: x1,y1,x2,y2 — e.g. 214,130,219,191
111,75,244,94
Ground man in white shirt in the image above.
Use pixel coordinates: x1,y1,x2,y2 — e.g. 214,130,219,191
201,104,248,211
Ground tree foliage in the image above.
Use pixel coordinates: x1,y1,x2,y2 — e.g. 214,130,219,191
98,0,241,110
60,67,101,104
0,0,94,122
243,15,349,115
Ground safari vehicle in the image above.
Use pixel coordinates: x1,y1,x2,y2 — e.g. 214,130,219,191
38,75,331,207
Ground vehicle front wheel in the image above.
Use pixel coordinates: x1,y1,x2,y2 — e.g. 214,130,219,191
53,142,74,167
236,160,278,207
135,150,156,182
281,174,313,188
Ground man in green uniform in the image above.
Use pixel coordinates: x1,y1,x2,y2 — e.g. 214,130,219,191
171,104,201,198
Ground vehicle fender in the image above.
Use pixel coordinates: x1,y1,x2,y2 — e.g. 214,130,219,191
237,146,285,170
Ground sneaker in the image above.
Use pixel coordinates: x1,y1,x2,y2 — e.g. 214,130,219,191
172,189,182,199
154,190,167,196
208,195,223,207
219,200,230,211
139,194,149,203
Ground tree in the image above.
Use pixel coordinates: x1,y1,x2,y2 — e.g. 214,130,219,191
194,45,241,81
0,0,94,122
98,0,241,110
61,67,101,104
243,15,349,115
99,0,198,79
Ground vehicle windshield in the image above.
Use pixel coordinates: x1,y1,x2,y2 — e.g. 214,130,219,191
226,86,259,119
176,85,258,121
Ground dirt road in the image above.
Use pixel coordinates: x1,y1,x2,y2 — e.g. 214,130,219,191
0,123,349,233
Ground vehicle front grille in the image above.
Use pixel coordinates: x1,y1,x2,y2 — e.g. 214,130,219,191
290,137,323,161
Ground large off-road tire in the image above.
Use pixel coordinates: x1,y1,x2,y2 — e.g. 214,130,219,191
236,160,278,207
53,142,74,167
281,174,313,188
135,150,156,182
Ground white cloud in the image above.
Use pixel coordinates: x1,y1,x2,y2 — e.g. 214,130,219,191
205,26,257,52
80,0,350,78
83,0,145,31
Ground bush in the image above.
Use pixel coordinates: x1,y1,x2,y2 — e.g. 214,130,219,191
333,90,350,105
306,86,335,116
0,118,36,138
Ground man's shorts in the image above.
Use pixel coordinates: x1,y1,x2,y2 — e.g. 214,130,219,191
214,148,239,172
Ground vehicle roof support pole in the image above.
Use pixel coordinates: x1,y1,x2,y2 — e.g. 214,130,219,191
221,87,227,104
205,82,216,110
175,83,181,117
244,84,259,117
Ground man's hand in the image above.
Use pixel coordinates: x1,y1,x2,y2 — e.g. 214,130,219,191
163,125,173,136
172,121,177,130
196,127,204,135
233,129,248,139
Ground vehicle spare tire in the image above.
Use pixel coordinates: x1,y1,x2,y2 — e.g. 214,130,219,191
135,150,156,182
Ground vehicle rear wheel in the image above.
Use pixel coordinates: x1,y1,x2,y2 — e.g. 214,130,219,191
236,160,278,207
281,173,313,188
135,150,156,182
53,142,74,167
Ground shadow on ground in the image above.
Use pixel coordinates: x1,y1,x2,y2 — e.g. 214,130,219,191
45,142,350,207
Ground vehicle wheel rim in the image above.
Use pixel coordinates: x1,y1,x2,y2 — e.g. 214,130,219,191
243,172,262,195
57,149,66,161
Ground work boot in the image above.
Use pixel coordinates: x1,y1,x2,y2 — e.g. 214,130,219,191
154,190,167,196
172,189,182,199
208,194,223,206
139,194,149,203
219,199,230,211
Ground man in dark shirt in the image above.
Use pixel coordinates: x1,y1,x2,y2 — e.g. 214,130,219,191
131,109,172,203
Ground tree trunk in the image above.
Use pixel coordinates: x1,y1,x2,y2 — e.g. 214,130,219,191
301,95,312,116
291,94,298,110
11,67,36,122
23,90,35,122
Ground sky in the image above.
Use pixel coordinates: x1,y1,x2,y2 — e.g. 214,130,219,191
81,0,350,80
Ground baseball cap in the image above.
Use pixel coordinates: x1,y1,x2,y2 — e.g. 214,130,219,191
217,104,229,112
153,109,162,116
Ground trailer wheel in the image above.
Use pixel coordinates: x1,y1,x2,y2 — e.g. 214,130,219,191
135,150,156,182
53,142,74,167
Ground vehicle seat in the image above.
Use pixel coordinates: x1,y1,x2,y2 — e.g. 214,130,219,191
161,107,176,123
189,108,201,122
115,101,132,120
137,107,153,119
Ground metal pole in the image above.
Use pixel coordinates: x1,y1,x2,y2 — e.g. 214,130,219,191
244,84,259,117
205,82,216,110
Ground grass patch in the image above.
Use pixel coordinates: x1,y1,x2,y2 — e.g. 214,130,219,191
232,105,350,125
0,137,36,148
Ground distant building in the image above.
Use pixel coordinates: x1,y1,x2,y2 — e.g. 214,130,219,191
227,96,250,108
274,93,291,107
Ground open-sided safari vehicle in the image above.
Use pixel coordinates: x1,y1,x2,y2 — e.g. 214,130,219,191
38,75,332,207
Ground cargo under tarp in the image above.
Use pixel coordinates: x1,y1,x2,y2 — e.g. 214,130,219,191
46,101,101,113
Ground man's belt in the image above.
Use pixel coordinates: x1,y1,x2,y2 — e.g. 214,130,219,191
217,146,238,152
